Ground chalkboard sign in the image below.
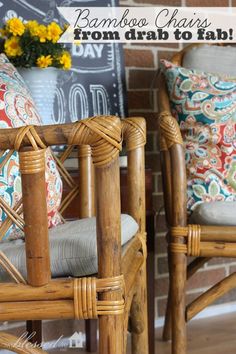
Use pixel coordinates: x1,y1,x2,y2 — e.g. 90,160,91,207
0,0,127,124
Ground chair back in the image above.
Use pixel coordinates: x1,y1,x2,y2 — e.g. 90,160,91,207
158,43,236,225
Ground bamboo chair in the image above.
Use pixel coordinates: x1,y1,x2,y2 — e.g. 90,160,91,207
0,115,148,354
158,44,236,354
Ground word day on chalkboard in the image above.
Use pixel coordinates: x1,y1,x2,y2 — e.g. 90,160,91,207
0,0,127,124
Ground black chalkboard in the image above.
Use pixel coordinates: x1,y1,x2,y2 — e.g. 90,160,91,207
0,0,127,123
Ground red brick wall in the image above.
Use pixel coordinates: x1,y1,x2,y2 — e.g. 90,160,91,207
121,0,235,322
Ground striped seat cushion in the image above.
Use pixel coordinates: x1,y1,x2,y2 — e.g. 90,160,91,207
0,214,139,280
190,201,236,226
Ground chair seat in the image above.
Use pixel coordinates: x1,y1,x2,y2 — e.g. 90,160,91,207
0,214,138,281
190,202,236,226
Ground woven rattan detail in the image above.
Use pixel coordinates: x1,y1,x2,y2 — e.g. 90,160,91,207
171,227,188,237
19,149,46,174
122,118,146,151
188,225,201,256
74,277,97,319
14,126,46,151
159,111,183,149
0,198,24,235
171,225,201,256
68,116,122,167
78,145,92,158
73,275,125,319
170,243,187,254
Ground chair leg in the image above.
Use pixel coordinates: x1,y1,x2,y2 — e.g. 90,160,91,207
99,315,124,354
130,265,149,354
171,252,187,354
85,319,97,352
162,246,172,341
26,320,42,346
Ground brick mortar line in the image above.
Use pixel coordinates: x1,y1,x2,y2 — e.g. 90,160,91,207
204,263,236,270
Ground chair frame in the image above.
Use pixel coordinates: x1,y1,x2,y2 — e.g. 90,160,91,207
158,44,236,354
0,115,148,354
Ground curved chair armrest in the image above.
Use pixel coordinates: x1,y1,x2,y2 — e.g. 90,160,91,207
0,115,122,168
159,111,183,151
122,117,146,233
158,73,187,227
157,73,183,150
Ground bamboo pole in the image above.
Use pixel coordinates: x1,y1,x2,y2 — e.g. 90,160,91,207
20,148,50,286
170,144,187,354
78,145,97,352
200,226,236,242
19,147,50,345
127,146,148,354
199,242,236,257
78,145,95,218
187,257,211,279
95,157,124,354
186,272,236,321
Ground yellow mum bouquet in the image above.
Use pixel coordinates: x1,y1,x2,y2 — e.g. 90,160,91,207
0,18,71,70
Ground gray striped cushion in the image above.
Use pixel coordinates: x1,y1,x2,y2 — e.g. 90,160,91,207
190,202,236,226
183,45,236,76
0,214,138,280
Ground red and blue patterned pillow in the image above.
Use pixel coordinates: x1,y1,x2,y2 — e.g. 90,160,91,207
161,59,236,213
0,53,62,240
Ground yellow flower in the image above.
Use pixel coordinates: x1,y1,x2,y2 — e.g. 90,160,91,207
6,18,25,36
59,52,71,70
37,55,52,68
47,22,62,43
37,24,48,42
26,21,47,42
4,36,22,57
25,20,39,36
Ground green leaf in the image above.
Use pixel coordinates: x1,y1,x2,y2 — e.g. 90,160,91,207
191,92,209,101
209,180,220,197
179,79,193,92
192,184,206,198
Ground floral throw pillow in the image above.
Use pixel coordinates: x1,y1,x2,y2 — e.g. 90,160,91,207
0,53,63,240
161,59,236,213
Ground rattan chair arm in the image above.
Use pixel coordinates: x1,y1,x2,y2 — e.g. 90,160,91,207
159,112,183,151
0,115,122,168
122,117,146,151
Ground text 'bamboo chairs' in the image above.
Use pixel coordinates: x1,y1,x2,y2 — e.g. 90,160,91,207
0,115,148,354
158,44,236,354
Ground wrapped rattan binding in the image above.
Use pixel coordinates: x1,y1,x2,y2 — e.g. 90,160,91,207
19,149,46,174
68,116,122,167
122,118,146,151
170,225,201,257
14,125,46,151
159,111,183,149
73,275,125,319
